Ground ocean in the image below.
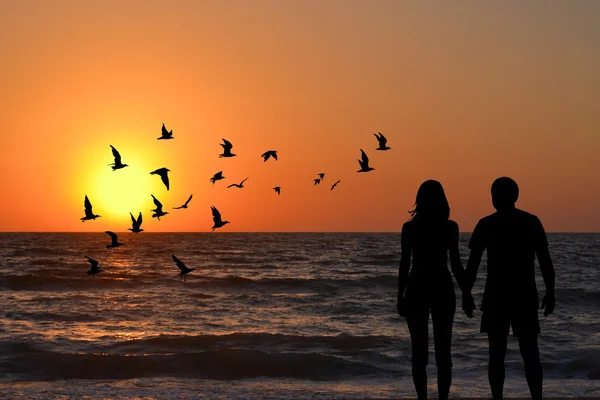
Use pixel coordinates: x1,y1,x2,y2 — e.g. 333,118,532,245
0,233,599,399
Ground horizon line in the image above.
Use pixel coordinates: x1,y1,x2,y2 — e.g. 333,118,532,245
1,231,598,234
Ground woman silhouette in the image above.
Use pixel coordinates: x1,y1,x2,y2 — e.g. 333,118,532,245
397,180,474,399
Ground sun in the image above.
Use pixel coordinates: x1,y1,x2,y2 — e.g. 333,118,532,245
87,156,154,223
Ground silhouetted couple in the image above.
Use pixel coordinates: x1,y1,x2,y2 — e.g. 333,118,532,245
397,177,555,400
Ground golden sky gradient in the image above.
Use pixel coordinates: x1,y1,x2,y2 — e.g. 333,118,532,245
1,1,599,232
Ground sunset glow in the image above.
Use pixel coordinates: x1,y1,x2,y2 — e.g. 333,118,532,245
1,1,599,232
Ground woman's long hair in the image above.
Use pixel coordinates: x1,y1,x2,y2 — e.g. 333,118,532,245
409,180,450,221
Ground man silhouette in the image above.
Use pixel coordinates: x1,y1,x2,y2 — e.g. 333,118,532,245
464,177,555,400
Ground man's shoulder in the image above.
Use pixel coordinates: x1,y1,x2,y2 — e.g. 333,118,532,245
514,209,543,225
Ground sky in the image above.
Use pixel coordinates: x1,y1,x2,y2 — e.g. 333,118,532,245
1,1,599,232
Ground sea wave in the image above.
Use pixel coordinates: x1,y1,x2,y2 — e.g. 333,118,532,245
0,347,389,381
0,274,398,292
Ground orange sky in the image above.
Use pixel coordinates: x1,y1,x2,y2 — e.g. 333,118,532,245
1,1,599,232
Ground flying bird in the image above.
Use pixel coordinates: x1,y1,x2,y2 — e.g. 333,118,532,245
173,194,193,209
374,132,391,150
357,149,375,172
150,168,171,190
331,180,341,191
273,186,281,195
314,178,321,186
108,145,128,170
210,171,225,186
227,177,249,189
85,256,102,278
171,255,196,282
211,206,230,231
151,195,169,220
81,195,101,222
105,231,123,249
261,150,278,162
318,173,325,179
128,212,144,233
219,139,237,158
158,123,174,140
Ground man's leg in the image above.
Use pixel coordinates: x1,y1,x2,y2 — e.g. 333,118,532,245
488,334,508,400
517,334,543,400
406,307,429,400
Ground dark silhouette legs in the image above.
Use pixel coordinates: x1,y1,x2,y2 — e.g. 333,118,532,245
407,293,455,400
519,334,543,400
488,333,542,400
432,299,454,400
488,334,507,399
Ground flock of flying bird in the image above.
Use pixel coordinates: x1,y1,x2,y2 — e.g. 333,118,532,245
81,125,391,280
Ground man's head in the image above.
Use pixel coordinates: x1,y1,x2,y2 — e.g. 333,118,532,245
491,177,519,211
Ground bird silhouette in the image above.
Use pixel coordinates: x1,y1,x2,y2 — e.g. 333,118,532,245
318,173,325,179
81,195,101,222
85,256,102,278
357,149,375,172
171,254,196,281
227,177,249,189
261,150,278,162
331,180,341,191
105,231,123,249
108,145,128,170
314,178,321,186
210,171,225,186
128,212,144,233
151,195,168,220
219,139,237,158
173,194,193,209
150,168,170,190
374,132,391,150
273,186,281,195
158,123,174,140
211,206,230,231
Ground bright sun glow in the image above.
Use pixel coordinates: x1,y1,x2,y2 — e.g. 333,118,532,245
88,157,154,222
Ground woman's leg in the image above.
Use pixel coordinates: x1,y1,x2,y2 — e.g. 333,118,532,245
431,291,456,400
407,305,430,400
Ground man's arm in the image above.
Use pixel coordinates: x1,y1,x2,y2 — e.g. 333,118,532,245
534,217,555,316
464,247,483,294
536,241,555,317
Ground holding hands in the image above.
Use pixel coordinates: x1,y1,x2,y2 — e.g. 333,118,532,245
462,291,476,318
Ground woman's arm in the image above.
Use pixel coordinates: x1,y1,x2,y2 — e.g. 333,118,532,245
398,222,412,299
448,221,467,293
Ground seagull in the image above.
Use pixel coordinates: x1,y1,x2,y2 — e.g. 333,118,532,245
331,180,340,191
374,132,391,150
318,173,325,179
219,139,237,158
273,186,281,195
314,178,321,186
81,195,101,222
211,206,230,231
357,149,375,172
210,171,225,186
173,194,193,209
158,123,174,140
171,255,196,282
108,145,128,170
85,256,102,278
227,177,249,189
128,212,144,233
150,168,170,190
261,150,278,162
151,195,168,220
105,231,123,249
